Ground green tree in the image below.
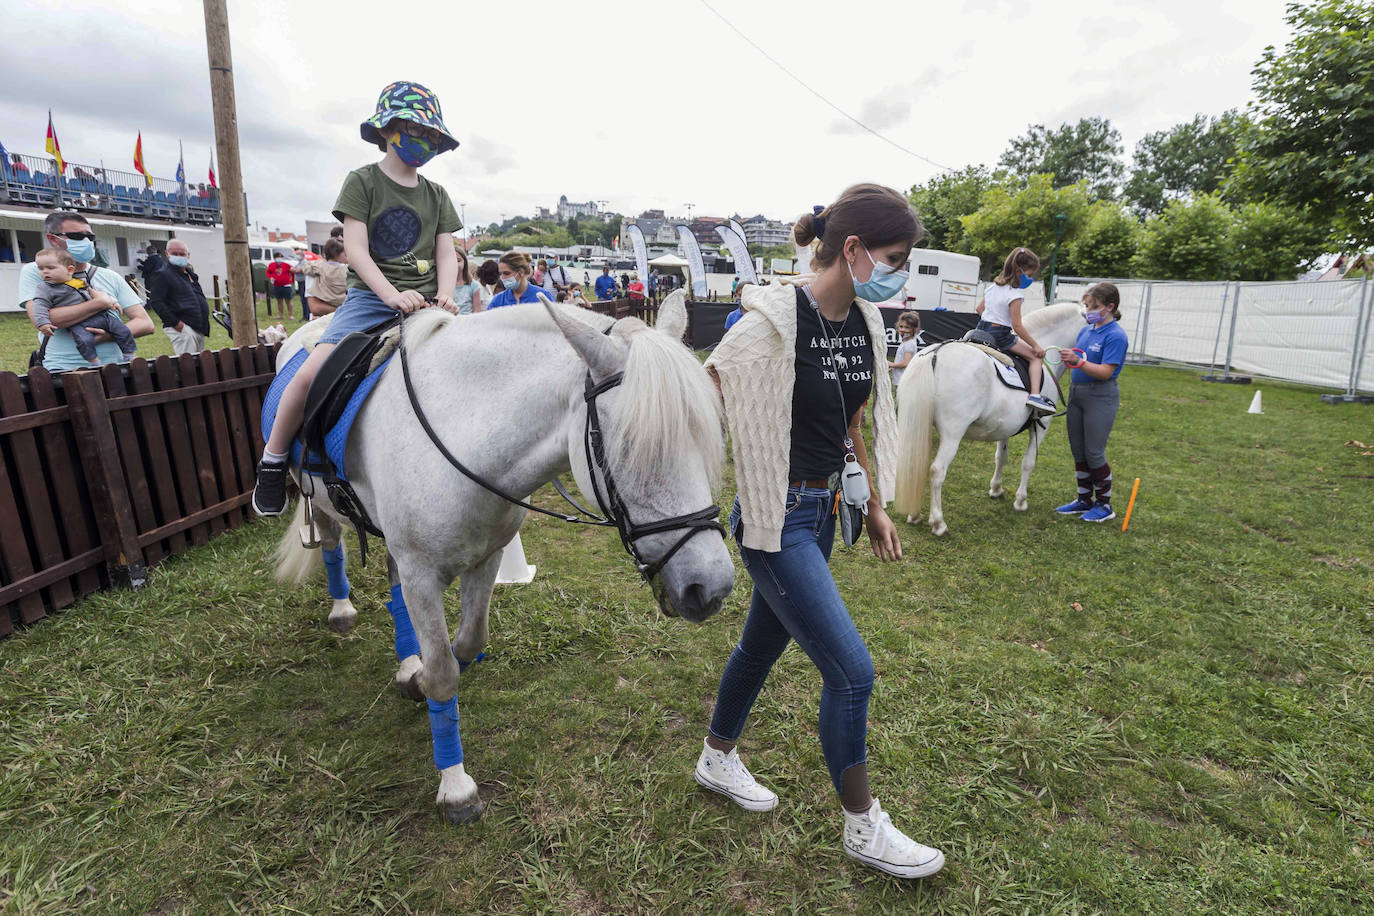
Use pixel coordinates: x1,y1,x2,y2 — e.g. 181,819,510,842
1131,194,1236,279
1124,112,1248,214
960,174,1096,278
1230,0,1374,249
907,165,1001,252
999,117,1125,199
1064,202,1141,278
1230,201,1325,280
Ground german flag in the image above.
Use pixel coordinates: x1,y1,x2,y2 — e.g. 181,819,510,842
45,110,65,175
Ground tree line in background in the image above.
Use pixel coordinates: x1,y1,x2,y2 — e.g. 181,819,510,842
477,213,624,254
909,0,1372,281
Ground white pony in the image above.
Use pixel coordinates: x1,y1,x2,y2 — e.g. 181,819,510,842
273,292,734,822
894,302,1087,536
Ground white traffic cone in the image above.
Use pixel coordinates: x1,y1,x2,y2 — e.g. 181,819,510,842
495,532,536,584
1247,390,1263,414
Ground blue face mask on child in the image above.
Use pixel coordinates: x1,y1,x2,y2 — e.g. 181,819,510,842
389,131,438,167
849,244,909,301
1018,273,1034,289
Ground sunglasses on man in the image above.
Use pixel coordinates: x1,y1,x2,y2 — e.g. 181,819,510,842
52,231,98,241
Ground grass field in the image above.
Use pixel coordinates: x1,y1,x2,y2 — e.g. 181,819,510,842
2,363,1373,914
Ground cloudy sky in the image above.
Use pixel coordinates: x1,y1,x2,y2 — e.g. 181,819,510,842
0,0,1293,233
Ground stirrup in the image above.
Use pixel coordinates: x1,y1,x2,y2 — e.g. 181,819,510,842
298,494,322,549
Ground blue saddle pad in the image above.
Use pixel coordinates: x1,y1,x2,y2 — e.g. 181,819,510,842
260,349,395,481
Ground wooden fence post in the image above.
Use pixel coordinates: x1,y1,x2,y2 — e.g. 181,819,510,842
64,371,148,590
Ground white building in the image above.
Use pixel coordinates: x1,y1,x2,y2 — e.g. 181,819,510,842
740,215,793,248
556,195,600,222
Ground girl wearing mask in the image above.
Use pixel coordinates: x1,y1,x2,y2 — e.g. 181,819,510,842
1055,282,1129,523
486,252,546,309
693,184,944,880
975,247,1054,414
452,245,484,314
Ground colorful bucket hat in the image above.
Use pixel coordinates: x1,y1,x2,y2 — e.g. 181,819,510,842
360,81,459,152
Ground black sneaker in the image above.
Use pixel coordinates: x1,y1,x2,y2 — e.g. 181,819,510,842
252,460,289,517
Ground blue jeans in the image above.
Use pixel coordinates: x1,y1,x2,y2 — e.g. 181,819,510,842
318,287,402,344
976,319,1018,350
710,486,874,794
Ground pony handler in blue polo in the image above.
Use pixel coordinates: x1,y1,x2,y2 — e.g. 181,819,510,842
253,81,463,517
1055,282,1130,522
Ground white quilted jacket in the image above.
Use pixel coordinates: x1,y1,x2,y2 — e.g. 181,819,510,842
706,281,897,552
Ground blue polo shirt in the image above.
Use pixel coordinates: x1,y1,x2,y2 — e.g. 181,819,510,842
1072,319,1129,382
487,284,547,310
594,274,618,300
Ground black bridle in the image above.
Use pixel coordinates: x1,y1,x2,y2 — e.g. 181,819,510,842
397,312,724,582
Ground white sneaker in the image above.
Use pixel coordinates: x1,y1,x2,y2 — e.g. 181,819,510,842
693,738,778,811
842,798,944,879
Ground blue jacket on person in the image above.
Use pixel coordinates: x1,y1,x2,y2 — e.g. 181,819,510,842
594,274,618,300
146,263,211,336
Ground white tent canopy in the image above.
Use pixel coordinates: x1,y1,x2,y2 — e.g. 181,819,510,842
648,253,689,268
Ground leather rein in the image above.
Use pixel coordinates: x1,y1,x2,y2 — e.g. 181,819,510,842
397,311,724,581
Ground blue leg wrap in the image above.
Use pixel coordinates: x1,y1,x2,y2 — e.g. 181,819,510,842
427,696,463,769
321,544,350,600
457,652,486,674
387,583,421,662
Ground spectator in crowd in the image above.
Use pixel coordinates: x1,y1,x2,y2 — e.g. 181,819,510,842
620,272,630,294
476,258,500,302
888,311,921,387
594,265,618,300
266,252,297,321
139,244,163,286
543,254,573,294
18,210,153,371
294,252,313,313
146,239,211,355
583,268,591,288
452,244,484,314
10,153,29,175
627,273,646,300
29,247,139,365
0,238,15,262
532,259,548,290
731,275,740,297
330,224,344,241
487,251,546,308
297,238,349,317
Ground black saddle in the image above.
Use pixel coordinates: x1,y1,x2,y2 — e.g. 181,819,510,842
959,327,1035,390
297,316,400,557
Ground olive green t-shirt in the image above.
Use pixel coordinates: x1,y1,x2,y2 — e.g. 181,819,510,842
331,163,461,297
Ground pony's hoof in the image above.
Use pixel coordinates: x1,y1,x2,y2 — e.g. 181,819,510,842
1014,499,1029,512
905,514,922,525
931,522,949,537
989,488,1006,499
441,798,485,825
327,599,357,634
395,655,424,702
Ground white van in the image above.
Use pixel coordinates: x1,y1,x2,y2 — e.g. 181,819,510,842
888,249,981,312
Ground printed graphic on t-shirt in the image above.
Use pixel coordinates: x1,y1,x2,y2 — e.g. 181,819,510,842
371,205,421,259
806,330,873,388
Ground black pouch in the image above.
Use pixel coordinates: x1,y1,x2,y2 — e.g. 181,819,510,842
28,336,50,370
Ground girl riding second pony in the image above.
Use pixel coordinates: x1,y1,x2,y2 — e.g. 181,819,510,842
976,247,1055,415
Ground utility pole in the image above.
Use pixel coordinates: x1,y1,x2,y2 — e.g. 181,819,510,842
684,202,695,222
203,0,256,347
459,203,467,245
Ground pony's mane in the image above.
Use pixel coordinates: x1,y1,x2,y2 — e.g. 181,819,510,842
407,304,724,489
1023,302,1083,334
615,320,725,490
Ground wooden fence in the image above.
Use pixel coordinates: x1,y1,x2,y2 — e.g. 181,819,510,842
0,346,278,636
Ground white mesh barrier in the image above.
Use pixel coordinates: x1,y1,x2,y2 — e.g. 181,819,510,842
1055,276,1373,394
1228,281,1365,390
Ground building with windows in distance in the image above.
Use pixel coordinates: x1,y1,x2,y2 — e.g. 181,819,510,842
556,195,601,223
739,215,793,248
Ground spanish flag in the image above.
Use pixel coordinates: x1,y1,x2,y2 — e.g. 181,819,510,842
45,110,65,175
133,132,152,188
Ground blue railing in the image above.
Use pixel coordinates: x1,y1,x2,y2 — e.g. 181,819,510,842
0,151,221,225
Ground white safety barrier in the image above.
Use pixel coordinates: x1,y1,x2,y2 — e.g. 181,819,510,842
1053,275,1374,397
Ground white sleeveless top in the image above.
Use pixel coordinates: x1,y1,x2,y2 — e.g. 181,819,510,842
982,282,1024,327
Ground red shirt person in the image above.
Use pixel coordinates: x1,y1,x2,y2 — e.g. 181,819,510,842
265,254,298,320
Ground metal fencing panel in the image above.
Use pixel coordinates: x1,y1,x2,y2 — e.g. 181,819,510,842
1228,280,1365,391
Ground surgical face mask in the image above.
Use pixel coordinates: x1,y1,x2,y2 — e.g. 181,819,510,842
388,131,438,167
501,276,519,290
1084,309,1104,325
63,237,97,263
849,244,909,301
168,254,190,268
1018,273,1035,289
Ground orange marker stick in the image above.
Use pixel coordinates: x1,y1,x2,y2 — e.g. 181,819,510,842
1120,478,1140,532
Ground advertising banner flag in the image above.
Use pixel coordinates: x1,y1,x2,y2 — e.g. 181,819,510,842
625,223,650,291
715,225,757,285
675,225,709,297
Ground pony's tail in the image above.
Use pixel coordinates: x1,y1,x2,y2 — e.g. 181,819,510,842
894,354,936,520
273,501,320,585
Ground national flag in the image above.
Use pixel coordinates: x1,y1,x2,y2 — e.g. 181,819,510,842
208,152,217,189
133,132,152,188
45,111,65,174
175,141,185,184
